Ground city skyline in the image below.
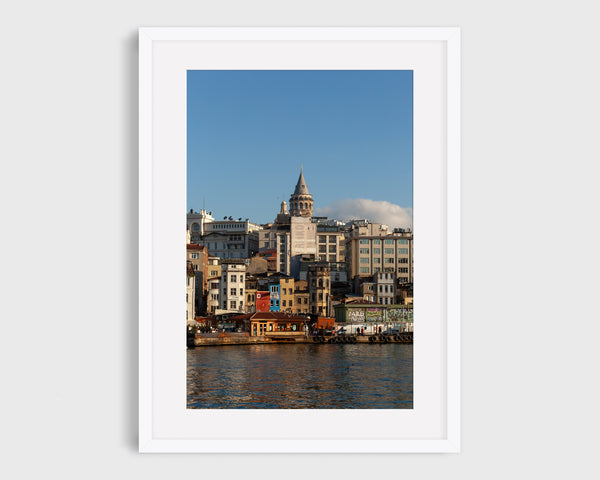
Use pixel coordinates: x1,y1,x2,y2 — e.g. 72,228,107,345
187,70,413,227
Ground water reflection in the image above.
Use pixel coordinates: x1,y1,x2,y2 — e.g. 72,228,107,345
187,344,413,409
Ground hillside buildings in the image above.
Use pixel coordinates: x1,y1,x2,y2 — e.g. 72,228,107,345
186,167,414,320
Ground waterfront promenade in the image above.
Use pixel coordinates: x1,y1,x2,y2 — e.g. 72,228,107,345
190,332,413,347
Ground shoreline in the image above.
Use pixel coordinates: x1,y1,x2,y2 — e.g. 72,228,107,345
189,333,413,347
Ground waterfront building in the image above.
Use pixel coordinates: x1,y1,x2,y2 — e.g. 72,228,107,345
186,262,196,323
219,259,246,313
308,262,331,316
333,300,414,331
187,208,214,243
199,218,261,260
345,224,413,282
249,311,308,337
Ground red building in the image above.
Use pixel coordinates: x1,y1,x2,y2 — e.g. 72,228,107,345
256,291,270,312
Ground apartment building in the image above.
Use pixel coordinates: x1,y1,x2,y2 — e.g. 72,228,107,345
219,260,246,313
199,219,261,260
346,226,413,282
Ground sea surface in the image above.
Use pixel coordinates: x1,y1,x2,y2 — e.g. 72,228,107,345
187,343,413,409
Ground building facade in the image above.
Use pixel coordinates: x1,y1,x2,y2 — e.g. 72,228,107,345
219,260,246,313
187,208,214,243
198,219,261,260
346,226,413,282
308,262,331,316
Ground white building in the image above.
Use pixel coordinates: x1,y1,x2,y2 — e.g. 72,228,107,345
375,272,396,305
187,208,214,243
219,260,246,313
200,219,261,260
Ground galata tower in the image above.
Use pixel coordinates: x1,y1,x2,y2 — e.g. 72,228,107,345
289,166,313,217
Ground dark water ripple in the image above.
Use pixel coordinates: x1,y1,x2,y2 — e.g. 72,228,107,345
187,343,413,409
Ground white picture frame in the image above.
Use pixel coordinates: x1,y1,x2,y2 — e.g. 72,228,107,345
139,27,460,453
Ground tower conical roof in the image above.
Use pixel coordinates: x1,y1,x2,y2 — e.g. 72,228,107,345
293,166,310,195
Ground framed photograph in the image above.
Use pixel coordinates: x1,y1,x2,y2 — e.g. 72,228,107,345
139,27,460,453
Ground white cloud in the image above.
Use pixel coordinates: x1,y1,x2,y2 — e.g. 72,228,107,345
315,199,413,229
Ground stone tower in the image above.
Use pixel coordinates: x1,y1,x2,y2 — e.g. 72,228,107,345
289,166,313,217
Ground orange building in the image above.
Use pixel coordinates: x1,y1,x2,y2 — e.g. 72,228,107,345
249,312,308,337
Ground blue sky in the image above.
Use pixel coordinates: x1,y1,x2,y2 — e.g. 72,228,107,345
187,70,413,227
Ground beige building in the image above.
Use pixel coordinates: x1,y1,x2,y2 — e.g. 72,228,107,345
280,277,295,313
308,262,331,316
205,256,221,314
346,225,413,282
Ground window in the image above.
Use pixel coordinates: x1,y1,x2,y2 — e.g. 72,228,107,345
289,300,293,307
329,235,337,243
319,245,326,253
190,252,199,259
186,293,188,302
384,248,394,254
230,301,236,310
399,267,409,273
400,277,409,282
373,248,380,254
359,267,370,273
230,275,237,282
399,258,409,264
359,239,369,244
373,258,380,264
282,288,286,295
210,270,218,276
230,288,236,296
282,300,286,307
319,236,327,243
240,288,243,296
359,248,369,254
373,267,380,273
210,282,218,289
360,258,370,264
398,248,408,254
384,239,394,244
319,255,326,261
192,223,200,232
373,239,380,244
329,245,336,252
399,239,408,244
385,258,394,264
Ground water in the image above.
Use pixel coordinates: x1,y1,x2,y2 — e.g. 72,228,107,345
187,343,413,409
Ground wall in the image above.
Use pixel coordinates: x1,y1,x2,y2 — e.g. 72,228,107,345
1,1,599,479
